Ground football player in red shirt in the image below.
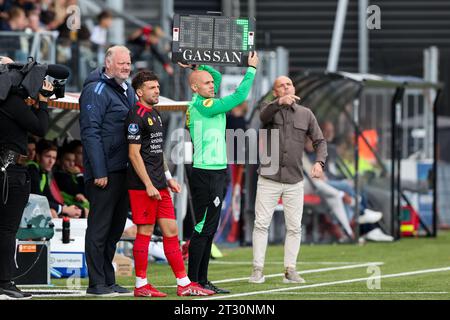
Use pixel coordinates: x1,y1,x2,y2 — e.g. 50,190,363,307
126,71,214,297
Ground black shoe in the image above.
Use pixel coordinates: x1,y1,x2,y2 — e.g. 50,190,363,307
0,282,32,300
86,285,118,297
201,281,230,294
108,284,131,295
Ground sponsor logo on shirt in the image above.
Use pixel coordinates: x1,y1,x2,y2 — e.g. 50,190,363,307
203,99,214,108
148,118,153,126
128,123,139,134
186,110,190,126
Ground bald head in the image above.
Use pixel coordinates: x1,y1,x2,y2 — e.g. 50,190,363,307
0,56,14,64
273,76,295,98
189,70,215,98
105,45,132,83
274,76,292,89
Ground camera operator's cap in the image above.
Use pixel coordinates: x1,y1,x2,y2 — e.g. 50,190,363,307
45,64,70,80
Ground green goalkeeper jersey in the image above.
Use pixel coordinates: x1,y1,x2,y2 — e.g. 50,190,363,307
186,65,257,170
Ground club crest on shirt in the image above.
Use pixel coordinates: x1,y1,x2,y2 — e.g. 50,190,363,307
213,196,221,208
203,99,214,108
128,123,139,134
148,118,153,126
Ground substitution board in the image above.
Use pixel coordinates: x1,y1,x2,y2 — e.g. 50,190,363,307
172,14,256,67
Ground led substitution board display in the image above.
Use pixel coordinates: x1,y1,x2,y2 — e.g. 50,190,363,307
172,14,255,67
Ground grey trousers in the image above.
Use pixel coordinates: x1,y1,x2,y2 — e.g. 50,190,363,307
252,176,304,269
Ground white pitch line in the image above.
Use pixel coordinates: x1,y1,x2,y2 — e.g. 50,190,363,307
27,293,86,298
103,263,383,289
199,266,450,300
25,262,383,291
210,262,384,284
5,289,86,299
22,289,83,293
21,290,135,298
210,261,368,265
269,292,449,295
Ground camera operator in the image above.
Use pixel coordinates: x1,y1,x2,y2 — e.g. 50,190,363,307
0,57,53,300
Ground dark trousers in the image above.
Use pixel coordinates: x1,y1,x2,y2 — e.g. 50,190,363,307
85,171,129,287
188,168,227,284
0,167,30,284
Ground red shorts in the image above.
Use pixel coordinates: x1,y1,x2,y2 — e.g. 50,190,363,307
129,189,175,225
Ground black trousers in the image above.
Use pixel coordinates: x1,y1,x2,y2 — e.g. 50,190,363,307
85,171,129,287
0,166,30,284
188,168,227,284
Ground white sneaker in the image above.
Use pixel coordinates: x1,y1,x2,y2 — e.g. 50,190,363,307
283,267,306,284
358,209,383,224
364,228,394,242
249,267,265,284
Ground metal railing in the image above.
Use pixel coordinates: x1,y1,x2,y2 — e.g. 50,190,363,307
0,31,58,64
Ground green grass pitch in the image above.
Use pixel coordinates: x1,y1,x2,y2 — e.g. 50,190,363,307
27,231,450,300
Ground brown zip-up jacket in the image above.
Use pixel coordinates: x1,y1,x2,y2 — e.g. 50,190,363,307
257,98,327,184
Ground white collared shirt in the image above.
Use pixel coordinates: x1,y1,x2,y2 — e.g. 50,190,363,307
104,73,128,96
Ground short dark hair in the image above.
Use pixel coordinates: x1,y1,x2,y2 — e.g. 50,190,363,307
40,10,55,25
36,139,57,156
132,71,159,92
66,140,82,153
98,10,113,22
57,145,74,161
27,136,37,145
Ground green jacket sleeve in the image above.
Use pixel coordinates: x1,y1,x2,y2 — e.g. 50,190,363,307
198,65,222,94
193,67,256,118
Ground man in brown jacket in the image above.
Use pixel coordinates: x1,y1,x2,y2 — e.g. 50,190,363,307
249,76,327,284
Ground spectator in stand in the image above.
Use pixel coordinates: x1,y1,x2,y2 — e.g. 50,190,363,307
89,10,113,66
128,25,174,76
26,8,45,32
304,137,365,233
11,0,36,13
227,101,249,139
27,136,37,164
39,1,56,30
45,0,69,30
54,145,89,217
49,0,91,65
67,139,83,173
0,0,13,20
28,139,83,219
318,121,384,225
312,124,394,242
0,6,28,31
0,6,28,60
